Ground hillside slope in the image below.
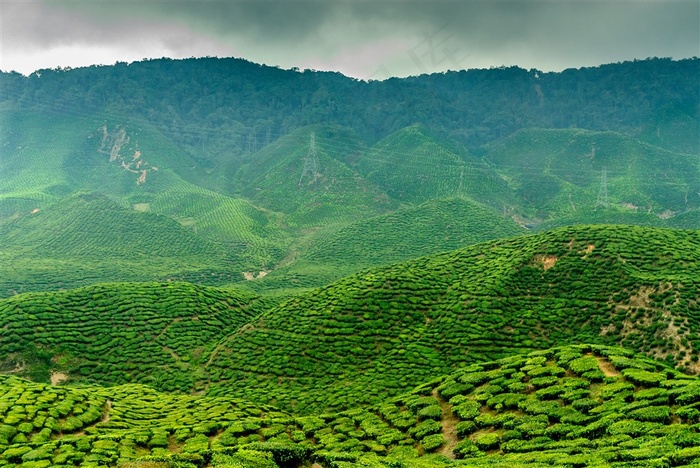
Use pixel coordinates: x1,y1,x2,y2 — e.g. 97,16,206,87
205,225,700,412
234,126,395,228
1,345,698,467
354,125,515,208
253,198,525,292
0,193,252,295
484,128,700,224
0,282,267,392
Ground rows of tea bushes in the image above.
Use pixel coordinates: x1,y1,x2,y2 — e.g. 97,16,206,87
268,198,525,286
0,282,266,391
483,128,700,220
252,198,524,293
0,192,249,296
353,125,517,209
148,186,290,268
1,345,698,467
0,112,291,288
234,126,396,229
0,111,88,214
206,225,700,413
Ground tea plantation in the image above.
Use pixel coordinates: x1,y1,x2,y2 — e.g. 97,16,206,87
251,198,525,293
206,224,700,413
0,191,262,296
0,282,269,392
1,57,698,467
483,128,700,220
1,345,699,467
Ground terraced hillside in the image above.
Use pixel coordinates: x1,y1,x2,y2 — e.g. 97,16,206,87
0,193,253,296
484,128,700,222
253,198,525,292
0,112,292,270
205,225,700,413
234,126,395,228
353,125,515,208
1,345,699,467
0,282,268,392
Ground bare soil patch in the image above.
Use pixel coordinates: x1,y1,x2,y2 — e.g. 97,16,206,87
102,400,112,423
595,357,621,377
50,371,68,385
535,254,558,271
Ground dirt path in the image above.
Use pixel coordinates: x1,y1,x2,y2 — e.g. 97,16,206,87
102,400,112,423
595,356,621,377
432,389,459,459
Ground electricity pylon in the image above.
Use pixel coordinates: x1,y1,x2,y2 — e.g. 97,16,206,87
299,132,319,186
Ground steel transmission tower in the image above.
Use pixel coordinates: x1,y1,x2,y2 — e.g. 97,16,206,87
299,132,320,186
595,167,609,210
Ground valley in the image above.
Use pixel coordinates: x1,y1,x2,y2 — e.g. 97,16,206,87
0,57,698,466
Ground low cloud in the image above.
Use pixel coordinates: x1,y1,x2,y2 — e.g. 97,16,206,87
1,1,698,77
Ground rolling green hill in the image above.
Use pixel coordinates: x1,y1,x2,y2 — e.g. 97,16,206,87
353,125,516,208
252,198,525,292
484,128,700,224
1,344,698,467
0,110,293,278
0,281,268,392
234,126,395,228
205,225,700,413
0,193,251,295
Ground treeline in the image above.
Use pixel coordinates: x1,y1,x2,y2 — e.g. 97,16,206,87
1,57,697,167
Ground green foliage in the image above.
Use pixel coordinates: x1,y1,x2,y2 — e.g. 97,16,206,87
207,225,700,413
0,281,264,389
0,344,698,467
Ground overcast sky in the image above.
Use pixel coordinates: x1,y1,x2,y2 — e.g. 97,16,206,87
0,0,698,79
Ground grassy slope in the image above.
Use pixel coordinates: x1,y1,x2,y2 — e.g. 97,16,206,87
205,225,700,413
251,198,525,293
483,128,700,225
353,125,515,209
0,281,267,392
0,192,254,295
234,126,396,228
1,345,699,467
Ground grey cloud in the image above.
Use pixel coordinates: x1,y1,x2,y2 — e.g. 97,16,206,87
2,0,698,77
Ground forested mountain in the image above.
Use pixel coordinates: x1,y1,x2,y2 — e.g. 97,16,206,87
1,57,697,176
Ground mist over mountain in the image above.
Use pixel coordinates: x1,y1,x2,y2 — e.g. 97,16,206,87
0,56,698,467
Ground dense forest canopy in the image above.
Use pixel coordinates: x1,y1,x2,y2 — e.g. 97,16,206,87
1,57,698,165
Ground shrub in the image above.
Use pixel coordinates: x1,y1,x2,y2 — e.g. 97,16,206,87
409,419,441,439
452,400,480,420
453,439,481,458
622,369,666,387
416,405,442,420
474,433,500,451
455,421,476,437
420,433,444,452
628,406,670,423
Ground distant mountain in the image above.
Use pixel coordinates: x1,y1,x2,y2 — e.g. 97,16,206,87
2,57,697,170
484,128,700,222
